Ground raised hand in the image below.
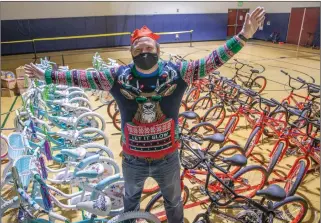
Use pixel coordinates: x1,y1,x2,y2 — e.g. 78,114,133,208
24,63,45,80
241,7,266,39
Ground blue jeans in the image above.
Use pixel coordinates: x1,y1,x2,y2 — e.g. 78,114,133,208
122,150,184,223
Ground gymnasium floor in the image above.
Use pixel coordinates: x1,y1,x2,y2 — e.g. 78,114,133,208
1,39,320,223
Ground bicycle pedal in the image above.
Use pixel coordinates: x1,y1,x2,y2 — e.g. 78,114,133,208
199,186,207,195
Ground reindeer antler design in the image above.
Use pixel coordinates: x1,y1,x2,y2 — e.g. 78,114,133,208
155,67,178,94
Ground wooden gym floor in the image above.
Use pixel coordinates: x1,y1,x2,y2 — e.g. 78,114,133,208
1,40,320,223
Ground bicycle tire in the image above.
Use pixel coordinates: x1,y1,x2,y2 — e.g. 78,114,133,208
243,126,261,157
143,177,160,194
99,91,113,105
250,76,267,94
272,196,308,223
185,87,199,108
266,141,285,178
285,160,306,197
69,97,92,110
145,185,189,222
76,128,109,146
108,211,161,223
191,96,214,115
0,134,9,159
107,100,118,119
75,112,106,132
202,104,226,129
68,91,89,100
112,110,121,131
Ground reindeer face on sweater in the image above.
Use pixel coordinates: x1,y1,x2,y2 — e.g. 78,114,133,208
119,70,177,124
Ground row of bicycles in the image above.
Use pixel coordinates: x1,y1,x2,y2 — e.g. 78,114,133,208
89,53,320,222
0,58,161,222
1,53,320,223
142,69,320,223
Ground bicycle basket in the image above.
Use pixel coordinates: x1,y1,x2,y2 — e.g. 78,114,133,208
13,155,37,189
8,133,26,160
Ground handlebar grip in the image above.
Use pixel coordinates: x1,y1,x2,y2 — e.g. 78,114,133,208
49,211,69,222
296,77,306,83
17,188,40,210
281,70,288,75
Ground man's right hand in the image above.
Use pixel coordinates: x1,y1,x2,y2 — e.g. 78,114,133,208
24,63,45,80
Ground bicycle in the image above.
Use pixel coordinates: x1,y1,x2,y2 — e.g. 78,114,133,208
6,165,161,223
145,122,267,222
231,59,267,94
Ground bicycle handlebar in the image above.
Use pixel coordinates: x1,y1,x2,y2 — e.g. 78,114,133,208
280,70,306,90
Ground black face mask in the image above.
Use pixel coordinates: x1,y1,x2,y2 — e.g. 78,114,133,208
133,53,158,70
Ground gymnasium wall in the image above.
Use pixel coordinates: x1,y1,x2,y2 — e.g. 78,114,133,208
1,2,320,55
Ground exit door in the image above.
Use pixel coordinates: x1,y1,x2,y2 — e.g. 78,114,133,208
227,9,250,38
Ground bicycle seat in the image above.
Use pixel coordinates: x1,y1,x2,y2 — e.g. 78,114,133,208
256,184,286,201
74,163,104,179
213,71,220,75
203,133,225,144
223,154,247,167
179,111,199,120
61,147,86,159
76,196,111,216
250,69,259,74
309,87,320,94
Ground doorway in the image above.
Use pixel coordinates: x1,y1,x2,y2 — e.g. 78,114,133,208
286,7,320,46
227,8,250,38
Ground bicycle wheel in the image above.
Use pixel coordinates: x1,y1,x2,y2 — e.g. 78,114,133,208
112,110,121,131
107,100,118,119
75,112,106,132
143,177,160,194
266,142,285,178
232,165,267,198
191,96,213,116
72,107,92,117
250,76,267,94
202,105,226,129
273,196,308,223
145,185,189,222
284,160,306,197
108,211,161,223
75,128,109,146
68,91,89,100
185,87,200,109
243,126,261,157
0,134,9,159
100,91,113,105
69,97,92,110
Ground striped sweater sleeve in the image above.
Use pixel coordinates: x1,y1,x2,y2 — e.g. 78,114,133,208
44,67,118,91
178,34,247,85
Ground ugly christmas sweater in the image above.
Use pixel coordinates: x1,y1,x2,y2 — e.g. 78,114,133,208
44,34,247,158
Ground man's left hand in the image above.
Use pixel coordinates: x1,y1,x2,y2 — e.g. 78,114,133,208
241,7,266,39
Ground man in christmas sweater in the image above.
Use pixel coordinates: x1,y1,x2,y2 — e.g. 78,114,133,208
25,7,265,223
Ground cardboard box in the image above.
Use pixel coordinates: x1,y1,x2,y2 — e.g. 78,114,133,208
14,87,28,96
1,88,15,97
15,66,25,78
1,78,16,89
16,78,25,89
